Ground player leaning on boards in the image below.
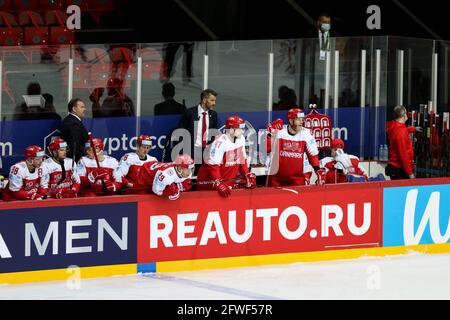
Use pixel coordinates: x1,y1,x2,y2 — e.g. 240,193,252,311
266,108,326,186
41,138,80,199
114,134,157,193
2,146,47,201
196,115,257,198
131,154,194,200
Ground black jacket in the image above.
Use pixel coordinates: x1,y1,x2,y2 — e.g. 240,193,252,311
154,98,186,116
59,113,89,162
177,106,218,156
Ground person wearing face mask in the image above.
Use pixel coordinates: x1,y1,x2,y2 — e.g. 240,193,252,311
385,105,423,180
317,12,332,60
196,116,256,197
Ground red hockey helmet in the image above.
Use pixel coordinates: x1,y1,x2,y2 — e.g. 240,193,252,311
332,138,345,149
287,108,305,121
175,154,194,169
137,134,152,147
225,116,245,129
88,138,104,151
24,145,45,159
48,138,68,152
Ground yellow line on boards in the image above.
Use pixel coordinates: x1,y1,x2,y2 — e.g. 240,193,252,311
0,264,137,285
156,243,450,272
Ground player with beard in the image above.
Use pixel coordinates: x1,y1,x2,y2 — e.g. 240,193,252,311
41,138,80,198
266,108,325,187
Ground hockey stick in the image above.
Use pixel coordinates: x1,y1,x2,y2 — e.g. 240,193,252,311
114,175,252,195
88,132,107,191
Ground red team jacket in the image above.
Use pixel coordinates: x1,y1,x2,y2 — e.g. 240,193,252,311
386,121,416,176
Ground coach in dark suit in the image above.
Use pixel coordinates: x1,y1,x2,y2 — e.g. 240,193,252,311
178,89,218,168
59,98,89,162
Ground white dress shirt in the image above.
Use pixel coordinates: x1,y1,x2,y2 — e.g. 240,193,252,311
195,104,209,147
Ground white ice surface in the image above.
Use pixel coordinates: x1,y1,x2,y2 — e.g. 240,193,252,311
1,253,449,300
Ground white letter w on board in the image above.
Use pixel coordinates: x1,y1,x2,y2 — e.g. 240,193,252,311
403,189,450,245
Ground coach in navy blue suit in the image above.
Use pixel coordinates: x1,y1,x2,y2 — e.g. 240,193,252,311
59,98,89,162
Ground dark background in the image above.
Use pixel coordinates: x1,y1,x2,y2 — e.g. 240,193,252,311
77,0,447,43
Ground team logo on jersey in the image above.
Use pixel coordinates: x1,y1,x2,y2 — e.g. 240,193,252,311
283,141,301,152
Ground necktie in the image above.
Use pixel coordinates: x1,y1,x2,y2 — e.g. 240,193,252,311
202,112,207,147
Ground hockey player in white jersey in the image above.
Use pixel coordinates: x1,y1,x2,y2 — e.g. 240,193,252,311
77,137,120,197
41,138,80,199
134,154,194,199
114,134,157,192
197,115,256,197
2,145,47,201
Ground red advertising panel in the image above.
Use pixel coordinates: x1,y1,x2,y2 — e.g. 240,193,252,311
138,184,382,263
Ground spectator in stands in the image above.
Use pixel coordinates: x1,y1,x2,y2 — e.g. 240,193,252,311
13,82,42,121
154,82,186,116
161,42,194,84
273,87,298,111
97,78,135,117
40,93,62,120
59,98,89,162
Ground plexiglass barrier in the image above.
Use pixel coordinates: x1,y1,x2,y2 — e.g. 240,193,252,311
0,36,448,180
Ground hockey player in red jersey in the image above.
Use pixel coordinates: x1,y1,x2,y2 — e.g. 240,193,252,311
319,138,368,183
266,108,326,187
41,138,80,199
77,138,121,197
134,154,194,200
114,134,157,191
196,115,256,197
2,146,48,201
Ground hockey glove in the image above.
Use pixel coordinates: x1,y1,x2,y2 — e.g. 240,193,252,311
178,179,193,192
266,118,284,135
214,181,231,198
315,169,327,185
163,183,180,200
88,169,108,185
245,172,257,189
104,180,117,194
29,192,43,200
334,150,353,174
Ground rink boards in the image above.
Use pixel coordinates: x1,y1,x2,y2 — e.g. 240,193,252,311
0,178,449,284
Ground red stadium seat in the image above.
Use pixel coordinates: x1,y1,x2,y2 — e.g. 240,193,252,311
45,10,74,44
140,47,165,80
0,12,23,46
39,0,65,11
0,0,15,12
66,0,89,10
14,0,39,11
18,11,49,45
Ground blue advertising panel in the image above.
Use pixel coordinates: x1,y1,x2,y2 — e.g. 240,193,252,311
0,107,386,175
0,202,137,273
383,184,450,246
